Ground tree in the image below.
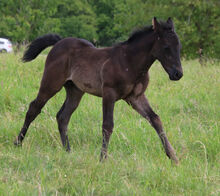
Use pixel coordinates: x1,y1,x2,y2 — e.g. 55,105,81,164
0,0,219,59
54,0,97,42
0,0,59,43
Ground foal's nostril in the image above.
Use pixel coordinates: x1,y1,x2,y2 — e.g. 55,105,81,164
176,71,182,78
173,71,183,80
175,72,179,78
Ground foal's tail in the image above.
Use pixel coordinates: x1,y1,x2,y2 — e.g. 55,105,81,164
22,34,62,62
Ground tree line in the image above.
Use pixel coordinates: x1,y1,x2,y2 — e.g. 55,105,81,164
0,0,219,59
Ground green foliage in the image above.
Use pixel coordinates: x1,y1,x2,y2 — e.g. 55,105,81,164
54,0,98,41
0,0,59,42
0,53,219,195
0,0,219,58
90,0,120,45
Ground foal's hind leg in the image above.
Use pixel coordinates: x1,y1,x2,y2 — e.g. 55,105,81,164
126,94,179,164
14,90,59,146
14,65,66,146
56,81,84,151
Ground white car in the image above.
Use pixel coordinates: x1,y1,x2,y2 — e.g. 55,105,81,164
0,38,13,53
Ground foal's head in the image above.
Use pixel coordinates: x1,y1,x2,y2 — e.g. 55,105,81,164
151,17,183,81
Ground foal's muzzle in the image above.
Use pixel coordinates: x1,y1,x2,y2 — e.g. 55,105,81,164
169,70,183,81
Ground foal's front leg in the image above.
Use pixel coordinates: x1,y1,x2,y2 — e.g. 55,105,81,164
126,94,179,164
100,87,116,161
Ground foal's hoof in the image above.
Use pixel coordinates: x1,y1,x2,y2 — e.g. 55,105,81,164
100,152,108,162
14,138,22,146
170,155,179,165
172,158,179,166
100,157,107,163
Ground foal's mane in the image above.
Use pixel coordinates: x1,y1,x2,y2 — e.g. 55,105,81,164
123,21,173,44
126,25,154,43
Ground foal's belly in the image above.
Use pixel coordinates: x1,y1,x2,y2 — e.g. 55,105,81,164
67,65,103,97
74,80,103,97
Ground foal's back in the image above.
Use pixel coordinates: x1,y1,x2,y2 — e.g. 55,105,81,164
45,37,112,97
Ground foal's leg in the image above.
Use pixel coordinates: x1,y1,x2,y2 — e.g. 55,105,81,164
100,87,116,160
14,89,60,146
56,81,84,151
126,94,179,164
14,64,66,146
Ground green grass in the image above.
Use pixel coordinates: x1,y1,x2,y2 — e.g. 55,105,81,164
0,53,219,195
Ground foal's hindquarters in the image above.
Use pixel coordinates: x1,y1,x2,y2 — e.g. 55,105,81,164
14,38,108,152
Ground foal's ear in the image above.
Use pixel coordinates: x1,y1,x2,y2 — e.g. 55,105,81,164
152,17,160,32
167,17,174,31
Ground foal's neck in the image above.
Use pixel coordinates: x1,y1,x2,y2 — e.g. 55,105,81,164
125,32,156,73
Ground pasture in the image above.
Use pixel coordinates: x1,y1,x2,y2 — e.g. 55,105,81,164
0,53,219,195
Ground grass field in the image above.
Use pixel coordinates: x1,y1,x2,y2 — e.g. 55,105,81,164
0,52,219,195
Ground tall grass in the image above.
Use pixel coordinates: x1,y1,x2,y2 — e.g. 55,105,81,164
0,53,219,195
